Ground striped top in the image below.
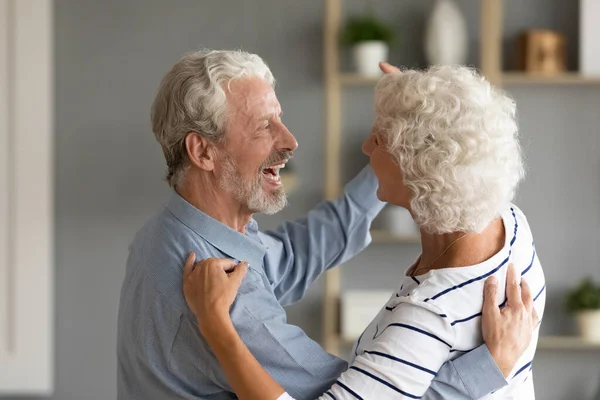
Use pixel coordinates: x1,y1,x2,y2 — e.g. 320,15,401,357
280,204,545,400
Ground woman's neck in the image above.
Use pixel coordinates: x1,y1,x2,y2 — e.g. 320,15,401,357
414,218,505,275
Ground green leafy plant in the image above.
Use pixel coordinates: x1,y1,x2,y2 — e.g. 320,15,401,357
565,277,600,312
341,15,396,46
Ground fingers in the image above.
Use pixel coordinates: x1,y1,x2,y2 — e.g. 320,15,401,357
213,258,238,273
230,262,249,288
532,306,540,326
483,275,500,317
379,61,401,74
505,263,522,309
520,277,534,312
194,257,237,273
183,252,196,277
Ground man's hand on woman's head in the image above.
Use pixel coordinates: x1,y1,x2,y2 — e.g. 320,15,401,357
482,263,539,378
182,253,248,335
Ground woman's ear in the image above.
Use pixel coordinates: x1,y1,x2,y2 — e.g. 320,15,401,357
185,132,216,171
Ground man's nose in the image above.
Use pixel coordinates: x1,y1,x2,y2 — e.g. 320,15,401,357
276,123,298,152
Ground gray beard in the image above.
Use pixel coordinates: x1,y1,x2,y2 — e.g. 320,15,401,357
219,152,287,215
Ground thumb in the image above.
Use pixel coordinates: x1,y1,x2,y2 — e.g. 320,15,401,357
230,262,249,288
183,252,196,277
483,275,500,317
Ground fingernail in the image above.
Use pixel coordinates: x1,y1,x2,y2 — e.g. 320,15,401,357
488,276,498,285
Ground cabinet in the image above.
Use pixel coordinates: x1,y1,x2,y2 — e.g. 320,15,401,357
322,0,600,356
0,0,54,394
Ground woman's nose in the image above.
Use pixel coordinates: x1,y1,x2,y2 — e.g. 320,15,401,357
362,136,374,156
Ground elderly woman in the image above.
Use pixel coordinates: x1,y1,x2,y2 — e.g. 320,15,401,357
183,65,545,399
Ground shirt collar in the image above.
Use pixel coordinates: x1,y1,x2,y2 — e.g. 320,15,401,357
166,191,266,269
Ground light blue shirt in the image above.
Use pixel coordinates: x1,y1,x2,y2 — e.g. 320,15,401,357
117,166,507,399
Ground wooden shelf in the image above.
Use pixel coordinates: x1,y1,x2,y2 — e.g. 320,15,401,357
339,73,381,86
339,72,600,86
370,229,421,244
537,336,600,350
501,72,600,85
335,335,600,351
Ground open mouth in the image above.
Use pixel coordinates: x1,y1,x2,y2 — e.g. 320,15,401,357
261,163,285,185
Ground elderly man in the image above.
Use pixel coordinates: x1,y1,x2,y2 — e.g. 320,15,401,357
117,49,536,400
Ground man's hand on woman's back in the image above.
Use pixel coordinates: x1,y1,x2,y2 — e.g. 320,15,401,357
482,263,539,377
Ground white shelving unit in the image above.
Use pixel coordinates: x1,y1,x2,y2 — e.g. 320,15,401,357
322,0,600,357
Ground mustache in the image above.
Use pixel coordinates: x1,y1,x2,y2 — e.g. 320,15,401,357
261,151,293,168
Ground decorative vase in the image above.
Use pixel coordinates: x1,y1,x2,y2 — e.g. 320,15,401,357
424,0,468,65
575,310,600,343
352,41,389,77
381,205,418,237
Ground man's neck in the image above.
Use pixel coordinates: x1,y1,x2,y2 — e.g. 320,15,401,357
176,175,253,234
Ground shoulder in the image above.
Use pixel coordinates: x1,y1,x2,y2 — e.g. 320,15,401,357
125,207,222,313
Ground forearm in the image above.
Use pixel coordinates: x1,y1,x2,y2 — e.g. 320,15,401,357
201,317,285,400
263,165,386,305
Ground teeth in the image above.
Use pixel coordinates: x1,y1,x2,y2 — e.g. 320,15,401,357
267,164,285,169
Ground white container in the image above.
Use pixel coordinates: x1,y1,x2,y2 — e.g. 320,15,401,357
341,290,392,341
424,0,468,65
381,205,419,237
576,310,600,343
580,0,600,75
352,41,389,77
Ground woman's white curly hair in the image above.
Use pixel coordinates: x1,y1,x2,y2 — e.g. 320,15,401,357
374,65,524,234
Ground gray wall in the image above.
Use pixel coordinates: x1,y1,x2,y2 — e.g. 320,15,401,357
5,0,600,399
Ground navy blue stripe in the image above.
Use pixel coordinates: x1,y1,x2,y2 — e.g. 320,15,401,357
438,313,447,318
425,256,510,302
335,380,363,400
412,276,420,285
534,285,546,301
424,208,518,302
509,208,518,246
364,350,437,375
521,249,536,276
355,329,366,357
349,366,420,399
450,347,476,353
374,323,451,347
326,391,336,400
451,312,482,326
513,361,532,378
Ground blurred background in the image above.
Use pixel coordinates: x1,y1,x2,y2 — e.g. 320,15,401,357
1,0,600,399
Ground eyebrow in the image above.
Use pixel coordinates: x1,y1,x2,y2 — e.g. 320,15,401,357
258,111,283,121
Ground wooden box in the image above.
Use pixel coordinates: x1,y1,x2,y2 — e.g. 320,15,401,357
515,30,566,74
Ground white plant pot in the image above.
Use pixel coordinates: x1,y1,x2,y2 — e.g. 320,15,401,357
381,205,418,237
352,41,389,77
424,0,468,65
576,310,600,343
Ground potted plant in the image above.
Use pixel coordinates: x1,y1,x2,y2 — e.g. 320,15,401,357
341,14,396,77
565,277,600,342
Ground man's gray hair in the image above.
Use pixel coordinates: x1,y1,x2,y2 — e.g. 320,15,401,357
151,49,275,188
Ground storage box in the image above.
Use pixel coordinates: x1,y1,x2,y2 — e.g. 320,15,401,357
580,0,600,75
341,290,393,341
515,30,566,74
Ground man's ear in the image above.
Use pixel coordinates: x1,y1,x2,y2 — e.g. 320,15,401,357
185,132,216,171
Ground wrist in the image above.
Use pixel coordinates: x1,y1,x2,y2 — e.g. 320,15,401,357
197,311,234,340
488,344,516,377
